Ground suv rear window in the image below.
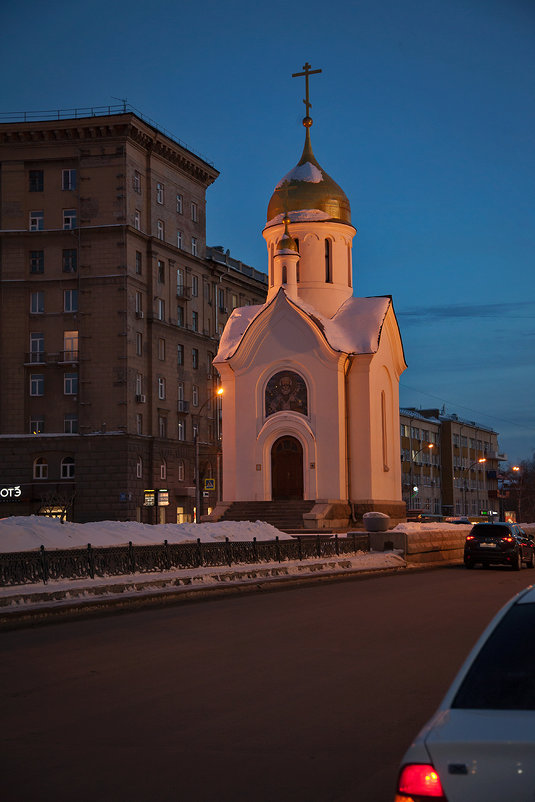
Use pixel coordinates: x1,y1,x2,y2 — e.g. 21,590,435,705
452,604,535,710
470,524,511,538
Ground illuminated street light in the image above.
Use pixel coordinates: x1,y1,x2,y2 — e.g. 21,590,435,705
194,387,224,523
462,457,487,518
408,443,434,512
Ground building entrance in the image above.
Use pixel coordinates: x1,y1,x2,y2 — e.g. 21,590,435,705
271,436,304,500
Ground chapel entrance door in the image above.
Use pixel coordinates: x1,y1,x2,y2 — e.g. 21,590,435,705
271,436,304,500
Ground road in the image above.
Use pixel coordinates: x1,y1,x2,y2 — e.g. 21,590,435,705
1,565,532,801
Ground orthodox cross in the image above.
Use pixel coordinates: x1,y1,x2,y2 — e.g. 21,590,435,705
291,62,322,117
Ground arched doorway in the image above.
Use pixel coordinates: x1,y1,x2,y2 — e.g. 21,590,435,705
271,436,303,500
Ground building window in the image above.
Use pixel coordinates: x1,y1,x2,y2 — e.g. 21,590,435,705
160,461,167,480
30,374,44,396
178,419,186,441
158,377,166,400
177,305,184,327
177,381,184,403
135,291,142,315
33,457,48,480
134,210,141,230
136,374,143,396
177,230,183,249
157,220,164,240
192,275,198,296
61,457,75,479
30,416,45,434
62,249,77,273
136,457,143,479
176,268,185,295
156,298,165,321
30,291,44,314
156,182,164,204
30,333,44,362
64,289,78,313
325,239,332,283
191,201,198,222
64,373,78,395
135,251,142,274
136,414,143,435
64,414,78,434
30,250,44,274
192,311,198,332
191,237,198,256
158,260,165,283
63,209,77,230
63,330,78,361
136,331,142,356
192,423,199,441
29,170,44,192
30,211,44,231
204,283,211,303
177,344,184,365
192,385,199,407
158,416,167,438
133,171,141,194
62,169,76,191
192,348,199,370
158,338,165,360
176,194,183,214
218,288,225,311
178,460,185,481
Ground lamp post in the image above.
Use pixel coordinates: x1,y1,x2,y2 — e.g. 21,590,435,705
408,443,434,512
194,387,223,523
462,458,486,517
512,465,522,522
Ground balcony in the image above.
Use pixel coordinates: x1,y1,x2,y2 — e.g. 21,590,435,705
177,400,190,413
176,285,191,300
25,352,46,365
58,350,79,364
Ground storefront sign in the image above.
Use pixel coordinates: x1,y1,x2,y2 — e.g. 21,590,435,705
157,489,169,506
0,485,22,500
144,489,155,506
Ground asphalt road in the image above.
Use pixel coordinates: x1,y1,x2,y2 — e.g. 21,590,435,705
1,565,533,802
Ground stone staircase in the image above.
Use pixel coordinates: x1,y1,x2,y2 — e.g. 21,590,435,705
219,500,316,532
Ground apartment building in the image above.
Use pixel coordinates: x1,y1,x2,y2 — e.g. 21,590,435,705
400,408,504,519
0,108,267,523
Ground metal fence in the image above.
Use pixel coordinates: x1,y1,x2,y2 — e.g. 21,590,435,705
0,534,369,587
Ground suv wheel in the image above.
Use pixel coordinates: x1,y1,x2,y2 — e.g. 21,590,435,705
527,549,535,569
513,551,522,571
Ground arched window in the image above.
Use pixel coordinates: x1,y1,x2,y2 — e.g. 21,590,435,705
282,264,287,284
160,460,167,480
381,391,389,471
325,239,332,283
265,371,308,417
61,456,75,479
136,456,143,479
178,460,185,482
33,457,48,479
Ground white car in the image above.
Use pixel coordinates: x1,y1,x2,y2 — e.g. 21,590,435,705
395,585,535,801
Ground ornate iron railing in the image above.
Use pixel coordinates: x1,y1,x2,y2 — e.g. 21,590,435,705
0,534,369,587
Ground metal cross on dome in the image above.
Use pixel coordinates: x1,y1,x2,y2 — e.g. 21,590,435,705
292,62,322,118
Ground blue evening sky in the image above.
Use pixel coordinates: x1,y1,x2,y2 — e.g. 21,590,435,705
2,0,534,464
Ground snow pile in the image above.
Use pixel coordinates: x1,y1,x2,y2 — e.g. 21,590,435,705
0,516,292,553
392,522,472,533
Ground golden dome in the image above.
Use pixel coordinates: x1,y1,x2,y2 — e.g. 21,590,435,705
266,125,351,229
276,215,299,253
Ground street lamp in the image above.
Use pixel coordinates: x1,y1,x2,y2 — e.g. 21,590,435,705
462,458,486,517
408,443,434,512
512,465,522,522
194,387,223,523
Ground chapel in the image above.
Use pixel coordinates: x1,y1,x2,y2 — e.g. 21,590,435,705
213,65,407,528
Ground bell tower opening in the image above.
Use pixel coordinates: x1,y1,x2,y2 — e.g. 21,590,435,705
271,436,304,500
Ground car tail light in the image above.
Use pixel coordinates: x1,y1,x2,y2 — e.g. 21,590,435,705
465,535,475,541
396,763,447,800
502,536,514,543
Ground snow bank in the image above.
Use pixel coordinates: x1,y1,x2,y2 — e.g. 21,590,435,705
0,516,292,553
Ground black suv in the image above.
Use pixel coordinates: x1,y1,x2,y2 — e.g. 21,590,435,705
464,522,535,570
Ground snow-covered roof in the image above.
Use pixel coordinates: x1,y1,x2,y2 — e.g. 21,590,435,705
275,161,323,188
214,290,392,363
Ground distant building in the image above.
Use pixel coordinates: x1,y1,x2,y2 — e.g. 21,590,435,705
400,408,505,518
0,108,267,522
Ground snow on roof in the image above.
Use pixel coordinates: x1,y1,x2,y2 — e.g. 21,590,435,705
266,209,331,227
274,161,323,189
214,291,392,363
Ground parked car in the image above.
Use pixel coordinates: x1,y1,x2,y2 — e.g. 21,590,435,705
444,516,472,525
464,522,534,570
395,585,535,801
